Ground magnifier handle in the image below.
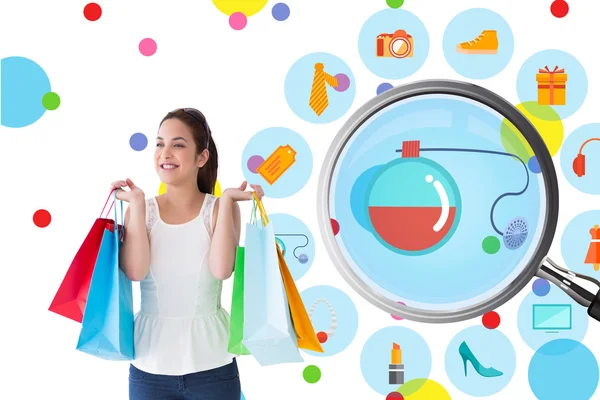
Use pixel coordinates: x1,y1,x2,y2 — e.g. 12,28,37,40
538,257,600,322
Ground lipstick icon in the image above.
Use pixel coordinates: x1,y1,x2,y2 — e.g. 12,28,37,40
389,342,404,385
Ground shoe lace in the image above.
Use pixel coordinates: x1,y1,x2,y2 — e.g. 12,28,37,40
467,33,485,46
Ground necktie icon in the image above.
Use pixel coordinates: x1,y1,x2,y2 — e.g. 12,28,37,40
309,63,338,116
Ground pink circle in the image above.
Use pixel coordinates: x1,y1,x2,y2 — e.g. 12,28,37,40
390,302,406,320
247,155,265,173
139,38,157,56
333,73,350,92
229,12,247,30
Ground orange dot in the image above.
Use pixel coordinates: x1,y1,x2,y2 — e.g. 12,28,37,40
317,331,328,343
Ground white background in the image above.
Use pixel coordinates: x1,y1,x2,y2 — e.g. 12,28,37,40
1,0,599,399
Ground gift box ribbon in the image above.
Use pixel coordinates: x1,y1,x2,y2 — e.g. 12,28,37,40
538,65,565,104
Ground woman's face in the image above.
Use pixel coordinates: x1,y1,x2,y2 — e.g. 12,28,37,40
154,118,207,185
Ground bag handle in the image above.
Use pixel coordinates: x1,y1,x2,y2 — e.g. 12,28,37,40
100,189,117,218
253,192,269,228
112,189,125,242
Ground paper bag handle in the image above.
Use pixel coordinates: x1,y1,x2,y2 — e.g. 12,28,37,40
253,192,269,227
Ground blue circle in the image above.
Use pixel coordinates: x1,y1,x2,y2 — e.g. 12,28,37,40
360,326,431,395
269,213,315,281
445,326,516,397
377,82,393,95
300,285,358,357
532,278,550,297
241,127,312,198
529,339,599,400
442,8,514,79
562,209,600,274
528,156,541,174
241,391,245,400
358,9,429,79
284,52,355,124
560,123,600,194
516,49,587,120
272,3,290,21
365,156,462,256
130,132,148,151
1,56,51,128
517,284,589,351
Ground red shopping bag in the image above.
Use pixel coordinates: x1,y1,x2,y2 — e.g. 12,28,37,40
48,190,118,323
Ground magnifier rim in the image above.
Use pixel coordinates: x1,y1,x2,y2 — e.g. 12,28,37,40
316,79,559,323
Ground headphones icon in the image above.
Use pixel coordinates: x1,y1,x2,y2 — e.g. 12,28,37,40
573,138,600,177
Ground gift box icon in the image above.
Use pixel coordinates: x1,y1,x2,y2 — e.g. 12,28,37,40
536,66,568,106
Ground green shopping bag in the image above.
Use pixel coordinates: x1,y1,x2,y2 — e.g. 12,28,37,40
228,203,258,355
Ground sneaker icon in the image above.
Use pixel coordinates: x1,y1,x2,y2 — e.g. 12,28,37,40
456,30,498,54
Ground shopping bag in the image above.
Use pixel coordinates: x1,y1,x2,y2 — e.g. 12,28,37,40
76,193,135,360
242,195,303,366
228,245,251,355
49,190,118,323
253,196,324,353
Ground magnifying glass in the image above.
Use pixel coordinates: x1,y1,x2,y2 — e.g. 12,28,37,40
317,79,600,324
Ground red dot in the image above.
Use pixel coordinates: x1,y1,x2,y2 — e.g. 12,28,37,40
84,3,102,21
331,218,340,235
551,0,569,18
482,311,500,329
33,209,52,228
316,331,328,343
386,392,404,399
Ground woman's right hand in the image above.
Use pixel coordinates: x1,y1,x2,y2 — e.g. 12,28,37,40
110,178,145,204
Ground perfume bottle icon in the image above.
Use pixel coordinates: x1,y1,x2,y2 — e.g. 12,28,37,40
458,341,503,378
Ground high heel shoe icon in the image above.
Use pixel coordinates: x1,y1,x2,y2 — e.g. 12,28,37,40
458,341,503,378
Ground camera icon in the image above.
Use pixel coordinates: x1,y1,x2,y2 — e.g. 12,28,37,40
376,30,414,59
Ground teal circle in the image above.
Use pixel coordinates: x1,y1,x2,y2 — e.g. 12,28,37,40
516,49,587,120
1,56,51,128
366,156,461,255
517,284,588,351
442,8,514,79
529,339,599,400
559,123,600,195
284,52,356,124
445,325,516,396
358,8,429,79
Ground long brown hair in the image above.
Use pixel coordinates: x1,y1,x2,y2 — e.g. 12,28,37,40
159,108,218,194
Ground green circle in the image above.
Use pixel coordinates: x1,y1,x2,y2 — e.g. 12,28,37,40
386,0,404,8
482,236,500,254
303,365,321,383
42,92,60,110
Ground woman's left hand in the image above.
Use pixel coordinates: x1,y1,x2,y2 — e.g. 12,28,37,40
222,181,264,202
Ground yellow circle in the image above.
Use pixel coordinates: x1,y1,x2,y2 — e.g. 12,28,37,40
398,378,452,400
500,102,564,162
212,0,268,16
158,179,222,196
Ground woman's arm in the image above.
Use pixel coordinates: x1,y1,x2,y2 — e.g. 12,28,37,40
119,199,151,281
208,194,241,280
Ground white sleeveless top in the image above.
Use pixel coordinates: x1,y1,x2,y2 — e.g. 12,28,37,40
131,194,233,376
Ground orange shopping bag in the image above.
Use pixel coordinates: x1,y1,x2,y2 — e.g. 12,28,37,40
254,193,324,353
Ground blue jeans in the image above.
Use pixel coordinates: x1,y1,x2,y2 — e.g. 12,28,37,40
129,358,241,400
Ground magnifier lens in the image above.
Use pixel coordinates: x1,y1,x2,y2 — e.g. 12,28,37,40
326,90,550,321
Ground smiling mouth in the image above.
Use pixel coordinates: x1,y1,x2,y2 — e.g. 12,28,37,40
160,163,179,170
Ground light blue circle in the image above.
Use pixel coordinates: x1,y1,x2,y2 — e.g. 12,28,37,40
331,94,545,309
269,213,315,281
358,9,429,79
365,156,462,256
442,8,514,79
300,285,358,357
241,127,312,198
562,209,600,274
1,56,51,128
517,283,588,351
560,123,600,194
360,326,431,395
516,49,587,120
241,391,245,400
529,339,599,400
284,52,355,124
445,325,516,397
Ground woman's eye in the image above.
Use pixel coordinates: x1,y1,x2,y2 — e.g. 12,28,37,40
174,144,184,147
156,143,163,147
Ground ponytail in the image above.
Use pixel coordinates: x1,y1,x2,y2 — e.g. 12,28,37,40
197,133,218,194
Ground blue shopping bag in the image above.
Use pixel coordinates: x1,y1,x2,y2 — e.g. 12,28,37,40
76,192,134,360
242,195,303,366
